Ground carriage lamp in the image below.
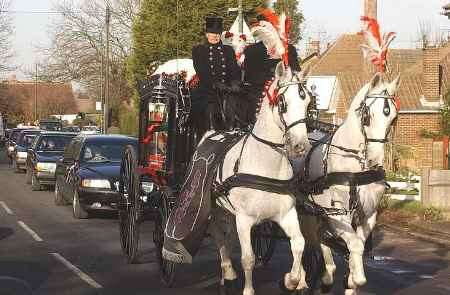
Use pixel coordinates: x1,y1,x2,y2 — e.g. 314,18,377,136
149,102,168,121
81,179,111,189
36,162,56,172
16,151,27,159
141,181,154,194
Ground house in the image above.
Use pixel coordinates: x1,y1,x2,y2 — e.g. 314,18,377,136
0,75,94,123
304,0,447,172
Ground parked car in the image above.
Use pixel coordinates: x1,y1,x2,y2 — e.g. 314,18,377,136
26,132,78,191
12,129,42,172
54,135,137,219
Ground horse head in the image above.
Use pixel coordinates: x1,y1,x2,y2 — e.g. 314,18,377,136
350,73,401,168
263,61,312,156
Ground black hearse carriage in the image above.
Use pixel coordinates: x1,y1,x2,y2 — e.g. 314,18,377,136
117,73,192,286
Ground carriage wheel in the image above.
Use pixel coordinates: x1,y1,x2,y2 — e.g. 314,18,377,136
251,221,277,266
153,191,177,287
118,145,142,264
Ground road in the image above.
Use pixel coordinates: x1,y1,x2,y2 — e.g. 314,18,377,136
0,149,449,295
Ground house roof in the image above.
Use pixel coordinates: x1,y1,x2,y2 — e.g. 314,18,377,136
309,33,450,112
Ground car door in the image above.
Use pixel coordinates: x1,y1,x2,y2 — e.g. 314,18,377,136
27,135,40,173
56,138,76,200
64,138,84,201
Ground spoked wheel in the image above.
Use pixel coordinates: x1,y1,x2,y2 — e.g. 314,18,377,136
118,145,142,264
251,221,277,266
153,191,177,287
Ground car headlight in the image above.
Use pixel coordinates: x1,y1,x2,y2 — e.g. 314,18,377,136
36,162,56,172
81,179,111,189
17,151,28,159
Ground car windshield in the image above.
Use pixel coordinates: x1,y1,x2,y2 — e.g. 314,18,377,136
38,136,75,152
82,141,131,163
23,135,37,148
11,130,22,142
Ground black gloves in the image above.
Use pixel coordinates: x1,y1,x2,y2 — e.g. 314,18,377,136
229,80,242,94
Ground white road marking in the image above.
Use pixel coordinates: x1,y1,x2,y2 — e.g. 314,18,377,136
17,221,43,242
0,201,14,215
418,275,434,279
390,269,415,275
50,253,103,289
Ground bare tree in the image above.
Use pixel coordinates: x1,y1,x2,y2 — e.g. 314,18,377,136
0,0,13,71
39,0,140,109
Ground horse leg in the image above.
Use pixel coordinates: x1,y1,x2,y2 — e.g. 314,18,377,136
209,216,238,295
356,212,377,257
320,244,336,293
341,231,366,288
235,214,256,295
276,207,307,292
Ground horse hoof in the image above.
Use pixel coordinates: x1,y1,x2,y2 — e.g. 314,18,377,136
321,283,333,294
218,279,239,295
278,280,296,294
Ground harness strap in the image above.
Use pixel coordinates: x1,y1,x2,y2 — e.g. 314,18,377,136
285,118,307,131
218,173,294,195
250,132,284,148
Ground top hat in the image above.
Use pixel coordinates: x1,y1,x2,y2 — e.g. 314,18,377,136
205,16,223,34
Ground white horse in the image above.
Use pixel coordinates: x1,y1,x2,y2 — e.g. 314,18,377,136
299,73,401,295
203,62,312,295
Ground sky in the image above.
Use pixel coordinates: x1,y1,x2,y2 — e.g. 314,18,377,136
4,0,450,80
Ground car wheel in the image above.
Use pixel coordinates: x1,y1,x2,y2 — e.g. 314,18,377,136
31,172,42,191
26,168,32,184
54,182,67,206
72,191,88,219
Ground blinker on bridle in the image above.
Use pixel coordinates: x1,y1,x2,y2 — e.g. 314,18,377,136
358,89,398,143
252,76,310,149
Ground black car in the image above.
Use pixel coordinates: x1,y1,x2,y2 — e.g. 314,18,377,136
12,129,42,172
54,134,137,219
39,119,63,131
26,132,78,191
62,125,80,133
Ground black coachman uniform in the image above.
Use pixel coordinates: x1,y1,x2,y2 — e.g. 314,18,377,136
242,42,301,125
191,17,241,138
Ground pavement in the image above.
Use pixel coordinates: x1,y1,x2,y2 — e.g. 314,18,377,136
379,214,450,247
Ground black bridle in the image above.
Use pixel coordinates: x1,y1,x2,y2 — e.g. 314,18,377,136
251,76,310,149
357,89,398,144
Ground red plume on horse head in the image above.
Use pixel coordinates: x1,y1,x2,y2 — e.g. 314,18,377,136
360,16,396,73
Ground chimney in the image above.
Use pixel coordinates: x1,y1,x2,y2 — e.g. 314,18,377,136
363,0,377,19
306,39,320,57
422,46,441,103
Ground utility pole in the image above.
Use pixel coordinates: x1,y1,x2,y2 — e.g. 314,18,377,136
238,0,243,34
104,4,111,134
34,63,38,123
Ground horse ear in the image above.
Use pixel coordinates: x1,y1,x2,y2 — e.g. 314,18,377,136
369,72,382,90
275,61,286,80
388,74,401,94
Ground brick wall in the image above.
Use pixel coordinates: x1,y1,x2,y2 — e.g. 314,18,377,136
423,47,441,102
394,113,442,171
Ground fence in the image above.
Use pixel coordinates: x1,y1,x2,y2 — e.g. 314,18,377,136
421,168,450,211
